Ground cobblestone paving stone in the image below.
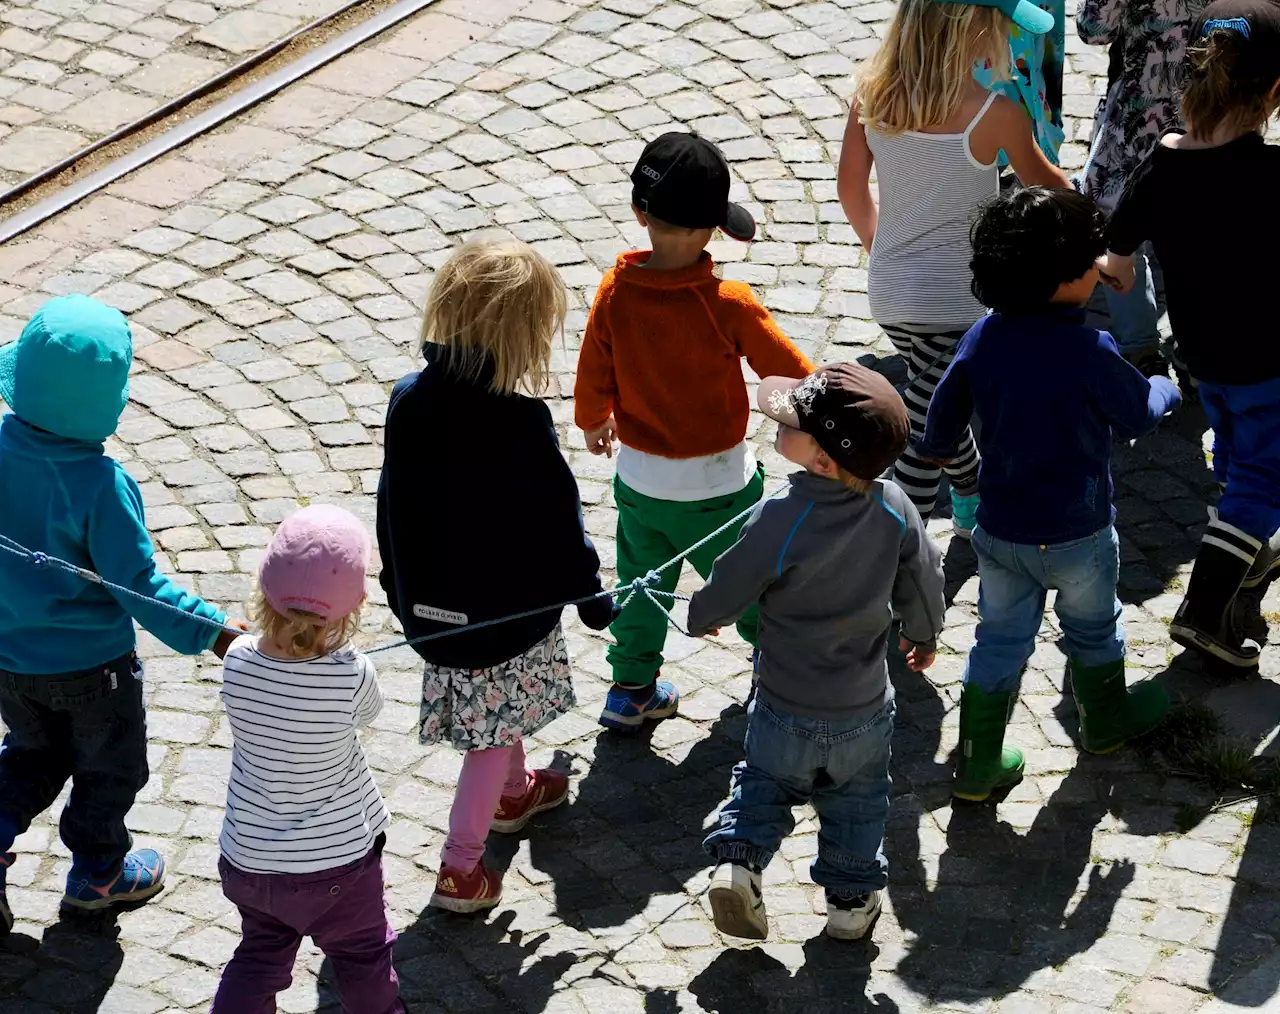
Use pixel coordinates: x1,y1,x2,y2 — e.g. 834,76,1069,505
0,0,355,186
2,0,1280,1011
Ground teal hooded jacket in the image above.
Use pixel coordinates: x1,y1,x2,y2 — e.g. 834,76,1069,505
0,296,225,673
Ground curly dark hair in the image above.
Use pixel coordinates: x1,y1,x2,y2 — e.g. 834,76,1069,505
969,186,1108,315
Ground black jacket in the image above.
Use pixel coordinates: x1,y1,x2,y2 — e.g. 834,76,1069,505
376,344,613,669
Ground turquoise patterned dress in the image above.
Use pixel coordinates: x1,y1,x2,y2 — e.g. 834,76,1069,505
973,0,1066,165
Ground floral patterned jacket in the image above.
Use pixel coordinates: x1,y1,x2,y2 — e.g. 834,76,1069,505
1077,0,1205,210
973,0,1066,166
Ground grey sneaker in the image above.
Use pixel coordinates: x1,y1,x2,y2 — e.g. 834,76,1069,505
709,863,767,940
826,889,882,940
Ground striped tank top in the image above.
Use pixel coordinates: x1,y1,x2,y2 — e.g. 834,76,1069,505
865,92,1000,332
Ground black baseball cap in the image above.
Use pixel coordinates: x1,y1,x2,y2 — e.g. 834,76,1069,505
1193,0,1280,81
758,364,910,481
630,132,756,242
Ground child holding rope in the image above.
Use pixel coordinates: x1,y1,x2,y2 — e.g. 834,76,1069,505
378,240,615,913
1101,0,1280,667
837,0,1070,533
689,364,945,941
574,132,812,734
0,296,239,937
214,505,403,1014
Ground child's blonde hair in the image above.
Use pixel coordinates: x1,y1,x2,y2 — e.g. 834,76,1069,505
858,0,1011,135
837,470,875,495
252,590,361,659
1182,28,1280,140
422,239,567,397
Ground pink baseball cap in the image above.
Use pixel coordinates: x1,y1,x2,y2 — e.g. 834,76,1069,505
259,505,370,622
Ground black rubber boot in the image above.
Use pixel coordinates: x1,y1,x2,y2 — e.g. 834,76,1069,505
1171,534,1261,667
1229,529,1280,644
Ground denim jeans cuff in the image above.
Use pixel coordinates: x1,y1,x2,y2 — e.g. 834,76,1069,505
708,839,772,870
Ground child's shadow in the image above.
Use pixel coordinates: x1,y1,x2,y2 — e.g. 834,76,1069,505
3,909,126,1012
324,907,578,1012
500,707,748,931
888,661,1138,1001
646,933,900,1013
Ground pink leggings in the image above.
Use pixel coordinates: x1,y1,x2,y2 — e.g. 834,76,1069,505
441,740,531,873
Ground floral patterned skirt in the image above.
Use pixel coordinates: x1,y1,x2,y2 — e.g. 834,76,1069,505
419,624,576,751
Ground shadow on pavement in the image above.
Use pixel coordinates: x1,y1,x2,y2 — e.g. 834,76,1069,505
887,668,1130,1003
516,707,746,931
650,934,900,1013
1,910,126,1012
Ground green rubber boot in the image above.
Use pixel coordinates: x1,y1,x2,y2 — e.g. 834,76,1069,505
1070,658,1169,755
953,684,1025,802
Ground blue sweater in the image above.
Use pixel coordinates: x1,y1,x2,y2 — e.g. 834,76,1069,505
917,308,1180,545
0,414,225,673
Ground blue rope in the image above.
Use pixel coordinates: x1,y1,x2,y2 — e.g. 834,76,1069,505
0,483,784,656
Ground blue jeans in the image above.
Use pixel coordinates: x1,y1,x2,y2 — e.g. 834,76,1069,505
966,526,1124,694
0,653,148,871
703,693,893,897
1201,376,1280,542
1103,244,1160,357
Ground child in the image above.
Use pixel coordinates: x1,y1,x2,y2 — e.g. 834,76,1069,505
1102,0,1280,667
689,364,944,941
838,0,1071,534
918,187,1179,801
378,240,615,912
0,295,237,937
574,132,812,733
213,506,403,1014
1077,0,1199,371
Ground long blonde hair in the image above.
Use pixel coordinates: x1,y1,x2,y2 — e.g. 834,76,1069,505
421,240,567,396
858,0,1011,135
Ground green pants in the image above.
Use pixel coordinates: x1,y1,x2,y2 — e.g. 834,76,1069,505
608,465,764,687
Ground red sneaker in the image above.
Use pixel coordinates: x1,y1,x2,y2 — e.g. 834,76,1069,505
491,768,570,834
429,861,502,914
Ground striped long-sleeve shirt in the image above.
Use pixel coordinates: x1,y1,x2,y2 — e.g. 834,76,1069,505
218,636,390,874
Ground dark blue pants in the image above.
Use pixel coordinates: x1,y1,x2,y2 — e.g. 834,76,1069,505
1201,376,1280,542
704,694,894,897
0,653,147,871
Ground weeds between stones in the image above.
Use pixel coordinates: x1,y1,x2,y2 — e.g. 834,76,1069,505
1133,703,1280,831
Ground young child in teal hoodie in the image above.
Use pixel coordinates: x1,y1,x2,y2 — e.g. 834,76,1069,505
0,295,238,937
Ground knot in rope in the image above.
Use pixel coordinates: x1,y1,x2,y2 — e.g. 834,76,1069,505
29,552,48,568
627,570,662,593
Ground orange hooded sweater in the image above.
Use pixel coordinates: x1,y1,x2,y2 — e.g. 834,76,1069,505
574,252,814,459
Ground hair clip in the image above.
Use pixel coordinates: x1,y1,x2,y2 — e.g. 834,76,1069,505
1201,16,1251,38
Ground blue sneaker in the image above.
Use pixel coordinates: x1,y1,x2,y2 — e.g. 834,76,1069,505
950,489,979,540
0,852,14,936
62,848,166,912
599,678,679,733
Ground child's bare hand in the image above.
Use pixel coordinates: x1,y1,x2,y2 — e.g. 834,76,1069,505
702,628,721,637
899,637,935,672
1096,253,1135,294
214,621,249,659
584,416,618,458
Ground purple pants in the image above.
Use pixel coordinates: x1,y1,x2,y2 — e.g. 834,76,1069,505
212,836,404,1014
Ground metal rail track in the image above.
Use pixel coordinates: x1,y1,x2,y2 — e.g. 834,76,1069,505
0,0,441,245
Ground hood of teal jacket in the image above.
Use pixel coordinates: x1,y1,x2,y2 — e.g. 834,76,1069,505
0,295,132,443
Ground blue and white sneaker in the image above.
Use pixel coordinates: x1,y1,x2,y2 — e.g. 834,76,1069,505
599,678,679,733
0,851,14,936
62,848,166,912
950,489,979,540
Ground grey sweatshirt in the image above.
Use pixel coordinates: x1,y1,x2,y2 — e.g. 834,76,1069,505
687,471,945,719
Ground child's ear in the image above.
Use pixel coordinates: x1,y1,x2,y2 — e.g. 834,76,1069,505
814,452,840,479
632,205,648,228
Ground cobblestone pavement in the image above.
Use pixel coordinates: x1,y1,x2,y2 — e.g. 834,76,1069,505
2,0,1280,1011
0,0,354,186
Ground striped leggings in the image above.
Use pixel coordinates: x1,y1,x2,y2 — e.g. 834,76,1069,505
883,324,980,518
